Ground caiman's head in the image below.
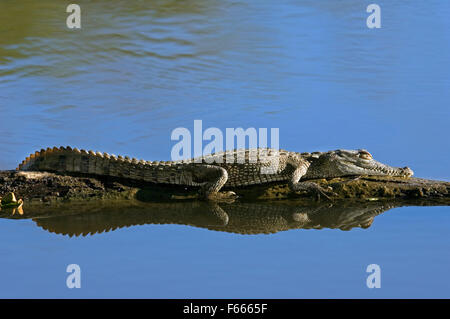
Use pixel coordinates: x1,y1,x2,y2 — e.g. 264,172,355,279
307,149,413,178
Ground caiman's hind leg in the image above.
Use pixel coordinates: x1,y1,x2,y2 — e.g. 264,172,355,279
193,165,237,202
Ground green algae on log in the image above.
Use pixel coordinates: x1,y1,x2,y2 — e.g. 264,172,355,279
0,170,449,204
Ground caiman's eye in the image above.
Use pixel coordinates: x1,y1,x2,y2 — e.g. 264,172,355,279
358,150,372,160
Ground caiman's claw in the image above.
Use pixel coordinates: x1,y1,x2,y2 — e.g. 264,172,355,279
291,182,336,201
315,187,334,201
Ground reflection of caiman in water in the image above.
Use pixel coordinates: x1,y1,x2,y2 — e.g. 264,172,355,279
1,199,447,236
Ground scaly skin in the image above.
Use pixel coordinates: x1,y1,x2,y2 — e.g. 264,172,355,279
16,146,413,200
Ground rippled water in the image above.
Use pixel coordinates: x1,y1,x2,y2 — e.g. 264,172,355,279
0,0,449,298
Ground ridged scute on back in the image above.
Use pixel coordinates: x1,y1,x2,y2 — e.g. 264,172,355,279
15,146,299,187
18,147,136,168
15,146,185,185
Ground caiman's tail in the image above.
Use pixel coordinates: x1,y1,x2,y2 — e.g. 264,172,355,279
17,146,143,172
16,146,180,184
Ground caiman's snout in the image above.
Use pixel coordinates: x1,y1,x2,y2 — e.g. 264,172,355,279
401,166,414,177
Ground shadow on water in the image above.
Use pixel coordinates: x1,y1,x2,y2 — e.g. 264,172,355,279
0,199,447,237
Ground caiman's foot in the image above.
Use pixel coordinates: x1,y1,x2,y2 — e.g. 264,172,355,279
290,182,337,201
206,191,238,203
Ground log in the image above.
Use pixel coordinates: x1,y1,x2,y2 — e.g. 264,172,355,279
0,170,449,204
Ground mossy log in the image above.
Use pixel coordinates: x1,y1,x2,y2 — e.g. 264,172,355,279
0,170,449,205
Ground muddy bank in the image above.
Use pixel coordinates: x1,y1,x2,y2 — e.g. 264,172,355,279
1,170,449,205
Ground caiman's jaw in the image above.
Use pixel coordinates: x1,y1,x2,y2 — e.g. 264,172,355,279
329,149,414,178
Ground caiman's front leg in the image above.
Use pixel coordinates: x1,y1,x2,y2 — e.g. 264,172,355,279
193,165,237,202
287,156,334,200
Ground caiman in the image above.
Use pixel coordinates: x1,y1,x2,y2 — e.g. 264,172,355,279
16,146,414,200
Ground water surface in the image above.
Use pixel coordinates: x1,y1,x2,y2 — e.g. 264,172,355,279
0,0,449,298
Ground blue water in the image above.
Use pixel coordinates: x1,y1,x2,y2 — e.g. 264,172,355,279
1,205,449,298
0,0,449,298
